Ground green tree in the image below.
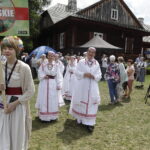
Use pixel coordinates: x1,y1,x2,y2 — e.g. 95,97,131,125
23,0,52,52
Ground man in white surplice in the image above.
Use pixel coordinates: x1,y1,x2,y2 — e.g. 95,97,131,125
69,47,102,132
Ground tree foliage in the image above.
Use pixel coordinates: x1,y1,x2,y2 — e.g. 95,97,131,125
23,0,52,52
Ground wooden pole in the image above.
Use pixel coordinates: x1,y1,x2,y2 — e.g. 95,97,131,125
0,47,7,108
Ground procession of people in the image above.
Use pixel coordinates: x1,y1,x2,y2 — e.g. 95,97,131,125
0,36,149,150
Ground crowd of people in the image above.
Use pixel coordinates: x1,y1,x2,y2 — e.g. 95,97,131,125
0,36,149,150
29,46,148,124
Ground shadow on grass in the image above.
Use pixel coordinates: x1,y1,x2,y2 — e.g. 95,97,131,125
99,103,123,111
32,117,57,132
57,119,90,144
121,98,131,103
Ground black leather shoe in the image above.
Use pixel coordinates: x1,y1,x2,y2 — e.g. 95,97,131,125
87,125,94,133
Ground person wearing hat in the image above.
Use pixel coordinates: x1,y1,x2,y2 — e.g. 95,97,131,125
35,51,63,122
0,36,35,150
69,47,101,132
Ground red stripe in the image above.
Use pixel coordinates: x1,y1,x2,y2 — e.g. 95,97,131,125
0,7,29,20
81,101,88,105
15,7,29,20
63,94,72,98
72,109,96,117
40,112,59,115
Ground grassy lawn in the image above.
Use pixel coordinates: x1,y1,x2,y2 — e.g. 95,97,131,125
29,75,150,150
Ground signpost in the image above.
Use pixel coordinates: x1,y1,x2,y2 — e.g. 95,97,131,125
0,0,29,36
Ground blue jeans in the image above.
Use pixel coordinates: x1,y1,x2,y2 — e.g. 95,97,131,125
107,79,118,102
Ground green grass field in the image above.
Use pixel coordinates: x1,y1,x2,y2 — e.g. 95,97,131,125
29,75,150,150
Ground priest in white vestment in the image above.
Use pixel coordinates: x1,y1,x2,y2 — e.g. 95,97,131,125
69,47,102,132
35,52,63,122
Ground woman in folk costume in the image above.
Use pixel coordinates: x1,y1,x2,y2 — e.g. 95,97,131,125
55,53,65,106
63,56,77,101
0,36,35,150
69,47,102,132
35,51,63,122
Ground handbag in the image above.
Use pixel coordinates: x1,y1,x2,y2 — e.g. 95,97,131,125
9,96,18,103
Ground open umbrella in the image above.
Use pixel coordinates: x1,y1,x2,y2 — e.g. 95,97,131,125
29,46,56,58
80,35,122,50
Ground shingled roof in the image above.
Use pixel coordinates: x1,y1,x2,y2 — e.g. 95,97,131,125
143,24,150,43
47,3,79,24
45,1,150,35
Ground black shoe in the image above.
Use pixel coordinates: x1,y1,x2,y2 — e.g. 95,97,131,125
87,125,94,133
50,119,58,123
40,120,50,123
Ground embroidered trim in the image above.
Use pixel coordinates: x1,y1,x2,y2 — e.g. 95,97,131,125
80,101,88,105
40,112,59,115
72,109,96,117
63,94,72,98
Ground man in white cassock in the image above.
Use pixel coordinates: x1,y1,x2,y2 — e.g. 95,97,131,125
69,47,102,132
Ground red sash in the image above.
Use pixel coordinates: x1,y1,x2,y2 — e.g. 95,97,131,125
6,87,22,95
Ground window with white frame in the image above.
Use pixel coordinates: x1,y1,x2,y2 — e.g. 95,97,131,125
111,9,118,20
94,32,103,38
59,32,65,49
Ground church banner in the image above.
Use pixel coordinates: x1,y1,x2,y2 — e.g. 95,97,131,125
0,0,29,36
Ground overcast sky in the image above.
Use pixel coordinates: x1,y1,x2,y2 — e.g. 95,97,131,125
50,0,150,24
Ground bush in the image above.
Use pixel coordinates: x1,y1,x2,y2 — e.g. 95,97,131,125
146,66,150,75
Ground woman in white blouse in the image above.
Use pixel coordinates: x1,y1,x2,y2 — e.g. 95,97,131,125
0,36,35,150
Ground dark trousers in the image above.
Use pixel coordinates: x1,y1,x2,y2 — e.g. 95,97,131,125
31,67,37,79
101,67,107,80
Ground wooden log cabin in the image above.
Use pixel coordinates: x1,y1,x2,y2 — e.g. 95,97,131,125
40,0,150,58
